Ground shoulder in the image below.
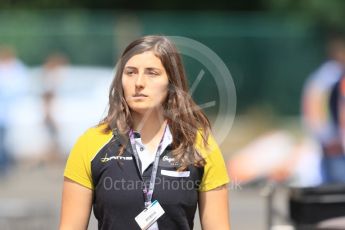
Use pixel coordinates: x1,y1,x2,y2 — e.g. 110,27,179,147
308,61,343,88
195,129,219,158
194,129,230,191
73,124,113,159
80,125,112,142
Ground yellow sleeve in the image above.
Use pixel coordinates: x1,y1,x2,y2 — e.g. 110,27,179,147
64,129,94,190
196,131,230,192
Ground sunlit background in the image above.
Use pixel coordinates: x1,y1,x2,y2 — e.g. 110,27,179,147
1,1,345,229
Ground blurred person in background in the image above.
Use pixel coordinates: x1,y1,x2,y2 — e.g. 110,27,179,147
302,31,345,184
0,45,28,175
60,35,230,230
39,53,69,164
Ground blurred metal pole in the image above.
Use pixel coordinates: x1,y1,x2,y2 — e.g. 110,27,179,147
261,181,276,230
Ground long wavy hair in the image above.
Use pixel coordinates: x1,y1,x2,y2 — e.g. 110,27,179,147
100,35,211,170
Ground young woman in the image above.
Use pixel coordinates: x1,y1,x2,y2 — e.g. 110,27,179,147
59,35,230,230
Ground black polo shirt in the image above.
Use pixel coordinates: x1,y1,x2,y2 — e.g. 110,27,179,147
64,124,229,230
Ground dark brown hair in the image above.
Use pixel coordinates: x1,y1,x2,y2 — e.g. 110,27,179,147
100,35,211,170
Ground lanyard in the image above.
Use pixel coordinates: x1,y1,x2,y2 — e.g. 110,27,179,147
129,124,167,208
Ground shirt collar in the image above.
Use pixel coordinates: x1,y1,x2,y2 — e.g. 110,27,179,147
133,123,173,155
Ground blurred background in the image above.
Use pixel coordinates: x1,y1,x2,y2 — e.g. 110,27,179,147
1,0,345,229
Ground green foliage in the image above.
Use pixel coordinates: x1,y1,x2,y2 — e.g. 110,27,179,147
263,0,345,27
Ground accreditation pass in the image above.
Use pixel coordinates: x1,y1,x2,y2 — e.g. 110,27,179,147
135,200,165,230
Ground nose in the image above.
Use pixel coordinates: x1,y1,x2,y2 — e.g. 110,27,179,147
135,73,145,88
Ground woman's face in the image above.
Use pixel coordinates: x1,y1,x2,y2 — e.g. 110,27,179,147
122,51,169,115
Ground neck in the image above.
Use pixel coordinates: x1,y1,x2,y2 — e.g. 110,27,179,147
131,109,167,144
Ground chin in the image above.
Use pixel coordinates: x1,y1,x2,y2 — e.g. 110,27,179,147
130,105,163,115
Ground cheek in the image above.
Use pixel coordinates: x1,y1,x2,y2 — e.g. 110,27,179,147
121,78,130,96
155,83,169,100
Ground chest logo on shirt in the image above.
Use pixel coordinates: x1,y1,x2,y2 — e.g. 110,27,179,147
101,153,133,163
162,156,180,166
162,156,175,163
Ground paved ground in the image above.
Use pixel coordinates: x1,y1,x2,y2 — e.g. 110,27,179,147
0,163,290,230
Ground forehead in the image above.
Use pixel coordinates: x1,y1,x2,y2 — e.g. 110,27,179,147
125,51,164,68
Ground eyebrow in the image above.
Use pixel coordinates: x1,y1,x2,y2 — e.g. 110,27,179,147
145,67,162,73
124,66,163,73
124,66,137,71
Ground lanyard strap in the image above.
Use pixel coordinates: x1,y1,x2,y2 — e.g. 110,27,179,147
129,123,168,207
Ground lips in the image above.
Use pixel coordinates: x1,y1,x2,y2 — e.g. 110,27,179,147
133,93,148,97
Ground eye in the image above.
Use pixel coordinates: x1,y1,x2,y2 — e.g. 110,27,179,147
124,70,135,76
148,71,159,77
